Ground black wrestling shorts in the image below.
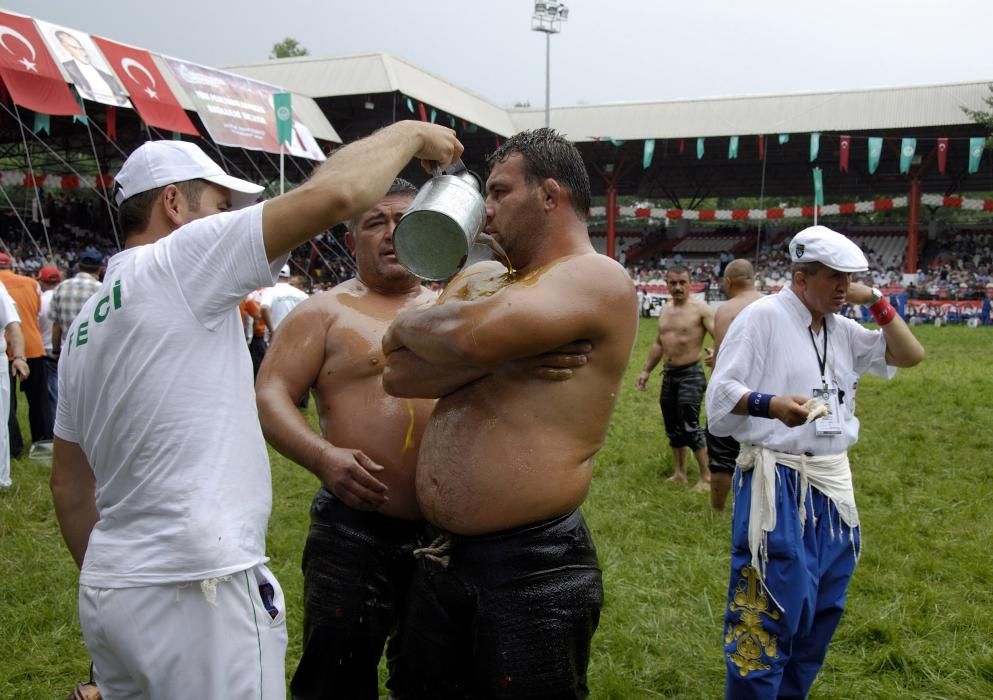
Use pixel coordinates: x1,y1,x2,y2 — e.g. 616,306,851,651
291,488,422,700
706,427,739,475
660,361,708,451
387,510,603,699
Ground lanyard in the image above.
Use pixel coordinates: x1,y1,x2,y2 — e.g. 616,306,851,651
808,323,828,392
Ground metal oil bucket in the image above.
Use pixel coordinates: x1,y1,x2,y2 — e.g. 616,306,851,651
393,161,486,281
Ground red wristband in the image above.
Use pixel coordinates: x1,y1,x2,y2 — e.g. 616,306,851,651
870,297,897,326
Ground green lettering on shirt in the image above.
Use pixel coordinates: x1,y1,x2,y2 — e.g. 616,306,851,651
76,320,89,347
94,296,110,323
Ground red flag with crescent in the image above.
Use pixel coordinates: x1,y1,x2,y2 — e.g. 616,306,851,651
839,135,851,172
0,11,81,115
937,137,949,175
92,36,198,135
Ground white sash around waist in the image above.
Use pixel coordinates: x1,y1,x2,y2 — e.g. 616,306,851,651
736,444,859,597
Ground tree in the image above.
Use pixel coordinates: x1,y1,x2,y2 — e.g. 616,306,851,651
962,84,993,147
270,37,309,59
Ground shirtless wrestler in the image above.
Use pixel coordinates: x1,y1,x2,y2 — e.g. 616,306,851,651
635,265,715,492
704,259,763,512
381,128,638,699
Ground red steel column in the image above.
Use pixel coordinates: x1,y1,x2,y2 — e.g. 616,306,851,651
906,177,921,273
606,183,617,260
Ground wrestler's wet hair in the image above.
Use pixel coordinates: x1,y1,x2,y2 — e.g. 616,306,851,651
487,128,591,219
346,178,417,233
118,178,208,238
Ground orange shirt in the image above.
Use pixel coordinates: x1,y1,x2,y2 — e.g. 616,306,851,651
0,270,43,358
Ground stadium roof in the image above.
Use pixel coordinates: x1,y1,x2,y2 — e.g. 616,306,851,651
225,53,993,141
224,52,993,201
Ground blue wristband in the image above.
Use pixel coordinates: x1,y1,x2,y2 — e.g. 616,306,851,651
747,392,775,418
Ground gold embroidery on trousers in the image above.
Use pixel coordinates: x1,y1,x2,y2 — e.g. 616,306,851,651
725,565,780,676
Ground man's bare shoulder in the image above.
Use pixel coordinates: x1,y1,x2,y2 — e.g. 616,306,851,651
525,252,634,295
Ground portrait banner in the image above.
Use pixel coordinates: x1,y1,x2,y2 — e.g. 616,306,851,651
0,11,81,115
35,19,131,108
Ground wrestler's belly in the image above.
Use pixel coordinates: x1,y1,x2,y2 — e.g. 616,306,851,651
319,384,434,520
416,378,610,535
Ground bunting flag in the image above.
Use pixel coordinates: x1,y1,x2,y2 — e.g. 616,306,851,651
273,92,292,144
92,36,198,135
417,102,427,122
106,105,116,141
448,115,456,129
778,134,790,145
937,138,949,174
757,135,765,161
727,136,739,160
968,137,984,174
72,91,88,124
899,137,917,174
679,139,685,154
429,108,437,124
696,137,705,159
587,194,911,222
0,11,82,115
812,167,824,207
810,132,820,162
642,139,655,169
32,111,49,135
867,137,883,174
406,97,414,113
839,135,851,172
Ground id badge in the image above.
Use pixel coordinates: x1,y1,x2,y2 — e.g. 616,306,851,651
811,387,843,436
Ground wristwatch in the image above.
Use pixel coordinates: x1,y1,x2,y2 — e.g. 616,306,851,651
869,287,884,304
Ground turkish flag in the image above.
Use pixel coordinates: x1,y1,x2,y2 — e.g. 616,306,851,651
92,36,198,135
839,135,851,172
757,135,765,161
937,137,949,175
0,11,81,115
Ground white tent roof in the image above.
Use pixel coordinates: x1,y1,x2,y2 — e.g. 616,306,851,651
224,52,993,144
222,52,516,137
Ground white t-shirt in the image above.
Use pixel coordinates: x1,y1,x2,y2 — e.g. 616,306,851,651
55,203,287,588
0,285,20,354
260,281,308,330
706,284,894,456
39,288,54,354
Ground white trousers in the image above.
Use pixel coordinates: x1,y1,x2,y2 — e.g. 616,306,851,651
79,564,287,700
0,357,10,487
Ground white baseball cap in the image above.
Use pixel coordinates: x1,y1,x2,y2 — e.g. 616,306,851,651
279,264,291,277
788,225,869,273
114,141,264,210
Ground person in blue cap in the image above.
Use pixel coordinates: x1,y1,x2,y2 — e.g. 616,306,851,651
706,225,925,699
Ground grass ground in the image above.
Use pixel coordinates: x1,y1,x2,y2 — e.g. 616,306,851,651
1,323,991,698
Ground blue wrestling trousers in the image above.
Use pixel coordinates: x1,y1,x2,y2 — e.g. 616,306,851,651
724,464,860,699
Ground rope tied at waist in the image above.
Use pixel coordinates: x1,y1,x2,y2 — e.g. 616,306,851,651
414,533,452,568
736,444,860,609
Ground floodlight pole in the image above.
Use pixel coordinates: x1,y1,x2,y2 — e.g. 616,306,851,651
531,1,567,129
544,33,551,128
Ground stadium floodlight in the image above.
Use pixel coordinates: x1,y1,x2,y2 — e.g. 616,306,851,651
531,0,569,128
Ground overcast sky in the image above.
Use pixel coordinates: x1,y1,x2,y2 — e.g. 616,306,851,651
9,1,993,108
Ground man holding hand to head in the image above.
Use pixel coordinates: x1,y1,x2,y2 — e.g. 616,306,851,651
706,226,924,699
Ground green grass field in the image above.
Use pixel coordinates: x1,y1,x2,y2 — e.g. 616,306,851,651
2,323,992,698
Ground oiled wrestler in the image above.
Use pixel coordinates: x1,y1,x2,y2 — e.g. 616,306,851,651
382,129,638,699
